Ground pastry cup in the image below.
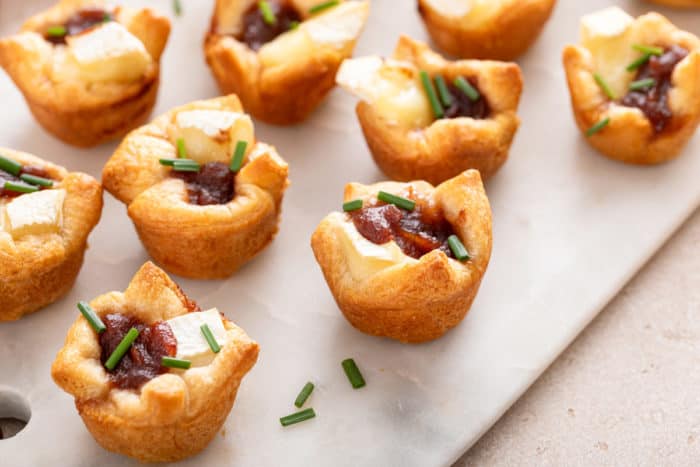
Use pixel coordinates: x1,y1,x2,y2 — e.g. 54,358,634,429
102,95,289,279
338,36,522,185
417,0,556,60
204,0,369,125
0,148,102,321
311,169,492,343
562,8,700,164
0,0,170,147
51,261,259,463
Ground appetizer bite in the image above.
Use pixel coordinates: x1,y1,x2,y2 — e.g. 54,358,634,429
102,95,289,279
51,262,259,462
337,36,522,185
563,7,700,164
204,0,370,125
0,148,102,321
311,169,491,343
417,0,556,60
0,0,170,147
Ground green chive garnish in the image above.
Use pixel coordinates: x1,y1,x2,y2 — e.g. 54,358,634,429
4,181,39,194
176,138,187,159
105,328,139,370
159,158,178,166
626,54,651,72
377,191,415,211
173,0,182,16
593,73,616,100
447,235,470,261
0,155,22,176
342,199,363,212
103,12,113,23
46,26,67,37
434,75,454,107
629,78,656,91
632,44,663,56
454,76,480,102
77,301,106,334
259,1,276,25
419,70,444,119
586,117,610,137
20,173,53,187
162,356,191,369
280,408,316,426
309,0,339,14
289,20,300,30
201,324,221,353
342,358,365,389
294,382,315,408
172,160,200,172
230,140,247,172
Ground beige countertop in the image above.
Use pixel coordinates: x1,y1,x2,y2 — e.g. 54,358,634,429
457,208,700,465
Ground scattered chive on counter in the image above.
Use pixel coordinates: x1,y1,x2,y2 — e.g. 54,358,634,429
419,70,444,119
447,235,470,261
342,199,363,212
77,301,106,334
173,0,182,16
104,328,140,370
309,0,339,14
176,138,187,159
0,155,22,176
434,75,454,107
377,191,416,211
294,382,315,408
46,25,67,37
4,181,39,194
632,44,663,56
454,76,480,102
162,356,192,369
593,73,616,100
20,173,53,187
172,159,200,172
629,78,656,91
341,358,366,389
258,1,276,25
626,54,651,72
201,324,221,353
280,408,316,427
230,140,248,172
586,117,610,137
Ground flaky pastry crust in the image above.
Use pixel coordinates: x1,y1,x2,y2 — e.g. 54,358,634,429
204,0,369,125
563,11,700,165
311,169,492,343
51,262,259,462
0,148,102,321
102,95,289,279
0,0,170,147
417,0,556,60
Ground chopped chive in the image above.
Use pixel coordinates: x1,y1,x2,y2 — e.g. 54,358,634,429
103,12,113,22
289,20,300,30
4,181,39,194
173,0,182,16
259,1,276,25
201,324,221,354
0,155,22,176
342,199,363,212
46,25,67,37
342,358,365,389
309,0,339,14
159,158,178,166
629,78,656,91
593,73,616,100
172,160,200,172
626,54,651,72
454,76,480,102
176,138,187,159
447,235,470,261
230,140,248,172
20,173,53,187
77,301,105,334
586,117,610,137
280,408,316,426
633,44,663,56
377,191,415,211
419,70,444,119
105,328,139,370
162,356,191,369
434,75,454,107
294,382,315,408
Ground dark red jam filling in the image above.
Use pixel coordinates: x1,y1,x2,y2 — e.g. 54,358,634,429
238,1,301,51
99,313,177,390
621,45,689,133
171,162,235,205
45,8,112,45
0,166,53,199
350,193,455,259
443,80,490,120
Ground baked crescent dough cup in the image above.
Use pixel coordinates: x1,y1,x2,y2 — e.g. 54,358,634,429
102,95,289,279
0,0,170,147
0,148,102,321
417,0,556,60
562,8,700,165
204,0,369,125
337,36,522,185
311,169,492,343
51,262,259,463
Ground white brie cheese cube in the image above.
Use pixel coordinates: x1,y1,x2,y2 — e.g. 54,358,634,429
423,0,473,17
303,1,368,48
166,308,227,367
5,189,65,239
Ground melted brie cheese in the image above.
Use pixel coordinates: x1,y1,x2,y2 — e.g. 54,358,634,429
5,189,65,239
166,308,227,367
423,0,473,17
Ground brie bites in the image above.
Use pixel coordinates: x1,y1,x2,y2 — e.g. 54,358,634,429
51,262,259,463
0,1,170,147
102,95,289,279
311,169,492,343
562,8,700,164
417,0,556,60
205,0,370,125
337,36,522,185
0,148,102,321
